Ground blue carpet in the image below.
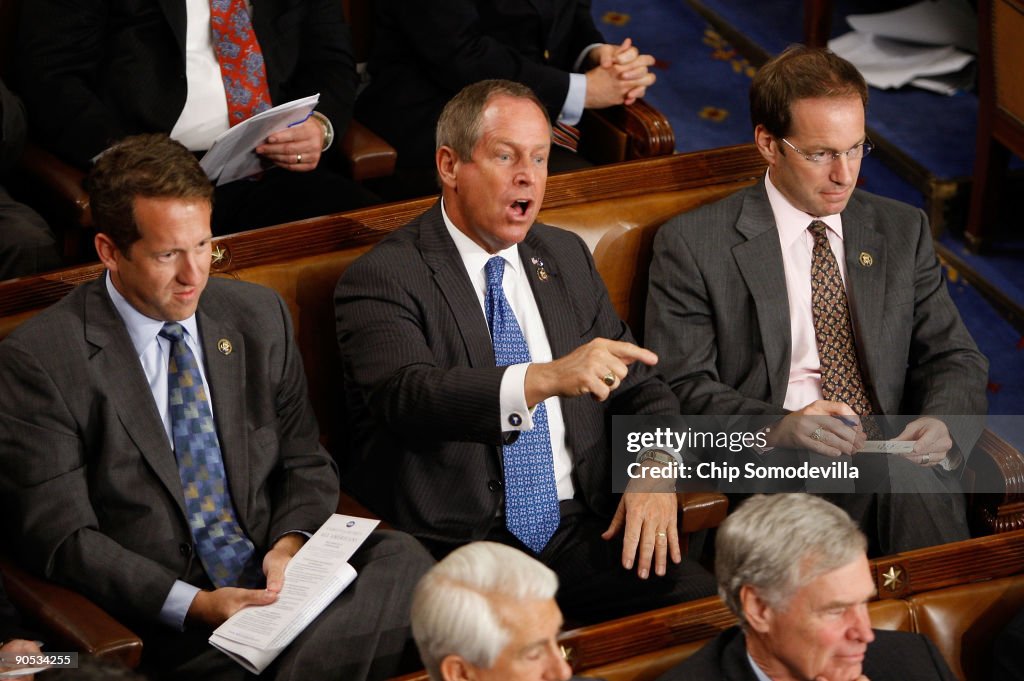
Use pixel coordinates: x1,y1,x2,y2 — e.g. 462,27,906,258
591,0,1024,440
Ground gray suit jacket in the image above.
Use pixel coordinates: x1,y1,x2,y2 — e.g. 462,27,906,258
645,182,988,458
655,626,957,681
335,201,678,547
0,277,339,627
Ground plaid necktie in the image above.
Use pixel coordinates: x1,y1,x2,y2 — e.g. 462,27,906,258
809,221,879,435
160,323,261,588
209,0,273,126
484,257,560,554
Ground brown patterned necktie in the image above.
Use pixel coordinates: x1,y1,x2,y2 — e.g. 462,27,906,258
809,220,875,422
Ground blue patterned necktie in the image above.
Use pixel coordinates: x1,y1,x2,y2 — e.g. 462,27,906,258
484,257,560,554
160,323,261,588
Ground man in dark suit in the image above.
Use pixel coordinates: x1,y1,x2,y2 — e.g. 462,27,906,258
645,46,987,553
356,0,657,195
336,79,715,624
16,0,372,234
0,134,430,680
656,494,958,681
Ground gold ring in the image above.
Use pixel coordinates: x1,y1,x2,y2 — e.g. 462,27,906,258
296,153,302,164
602,373,616,387
656,531,667,537
922,453,930,464
811,426,825,442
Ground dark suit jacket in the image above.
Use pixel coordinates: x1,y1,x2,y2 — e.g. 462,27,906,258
356,0,605,168
16,0,357,168
335,201,677,547
0,277,339,628
645,182,988,459
655,626,957,681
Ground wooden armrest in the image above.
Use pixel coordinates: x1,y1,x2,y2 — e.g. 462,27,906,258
18,143,92,228
0,556,142,668
678,492,729,534
341,119,397,182
966,428,1024,534
579,100,676,164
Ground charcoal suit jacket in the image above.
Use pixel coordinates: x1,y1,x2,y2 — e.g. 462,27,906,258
645,181,988,461
0,276,339,628
356,0,605,168
655,626,958,681
335,201,678,548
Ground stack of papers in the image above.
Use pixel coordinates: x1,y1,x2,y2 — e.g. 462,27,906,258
828,0,977,95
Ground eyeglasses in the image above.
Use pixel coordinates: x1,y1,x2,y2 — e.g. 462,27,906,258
779,137,874,164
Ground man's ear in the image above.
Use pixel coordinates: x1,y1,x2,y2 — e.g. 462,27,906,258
436,145,461,191
740,584,774,634
439,654,476,681
95,232,122,273
754,124,778,167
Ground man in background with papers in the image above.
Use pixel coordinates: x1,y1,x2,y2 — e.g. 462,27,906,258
645,46,988,554
0,134,431,680
16,0,373,235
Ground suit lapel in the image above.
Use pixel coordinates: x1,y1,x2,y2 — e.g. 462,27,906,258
519,231,574,358
84,281,186,517
157,0,187,56
419,203,496,368
732,186,792,406
840,195,887,410
196,299,251,523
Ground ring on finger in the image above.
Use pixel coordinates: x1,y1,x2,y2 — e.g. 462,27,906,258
922,453,930,464
602,372,616,387
296,153,302,164
811,426,825,442
655,531,667,541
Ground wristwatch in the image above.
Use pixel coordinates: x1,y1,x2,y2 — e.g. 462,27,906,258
636,448,682,466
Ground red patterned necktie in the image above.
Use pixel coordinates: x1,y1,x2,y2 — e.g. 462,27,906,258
209,0,273,126
552,121,580,152
809,220,876,423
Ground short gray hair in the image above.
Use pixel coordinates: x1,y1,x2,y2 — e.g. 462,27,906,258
411,542,559,681
716,494,866,623
435,79,549,161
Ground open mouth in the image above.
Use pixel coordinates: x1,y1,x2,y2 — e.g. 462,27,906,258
511,199,531,216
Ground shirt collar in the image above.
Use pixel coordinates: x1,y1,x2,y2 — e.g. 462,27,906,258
764,170,843,250
105,272,201,358
441,197,522,277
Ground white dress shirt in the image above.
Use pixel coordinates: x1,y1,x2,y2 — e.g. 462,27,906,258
442,200,576,501
170,0,233,151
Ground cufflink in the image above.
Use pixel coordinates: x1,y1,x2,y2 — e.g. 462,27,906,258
508,413,523,427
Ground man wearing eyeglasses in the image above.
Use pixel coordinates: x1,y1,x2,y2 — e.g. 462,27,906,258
645,46,987,554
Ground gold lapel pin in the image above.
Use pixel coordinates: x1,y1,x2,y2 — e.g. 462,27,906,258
531,256,548,281
859,252,874,267
217,338,233,355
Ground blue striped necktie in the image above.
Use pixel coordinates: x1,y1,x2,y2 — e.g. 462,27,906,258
160,322,262,588
484,257,560,553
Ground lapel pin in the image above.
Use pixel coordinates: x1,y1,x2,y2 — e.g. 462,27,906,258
217,338,233,355
859,252,874,267
531,256,548,281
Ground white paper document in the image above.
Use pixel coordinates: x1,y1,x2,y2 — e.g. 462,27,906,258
857,440,916,454
829,32,974,90
200,94,320,187
845,0,977,52
209,514,378,674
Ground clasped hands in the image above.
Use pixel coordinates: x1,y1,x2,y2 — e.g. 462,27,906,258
585,37,657,109
766,400,952,466
186,533,305,628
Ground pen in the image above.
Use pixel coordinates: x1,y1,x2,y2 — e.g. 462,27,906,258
834,415,858,427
